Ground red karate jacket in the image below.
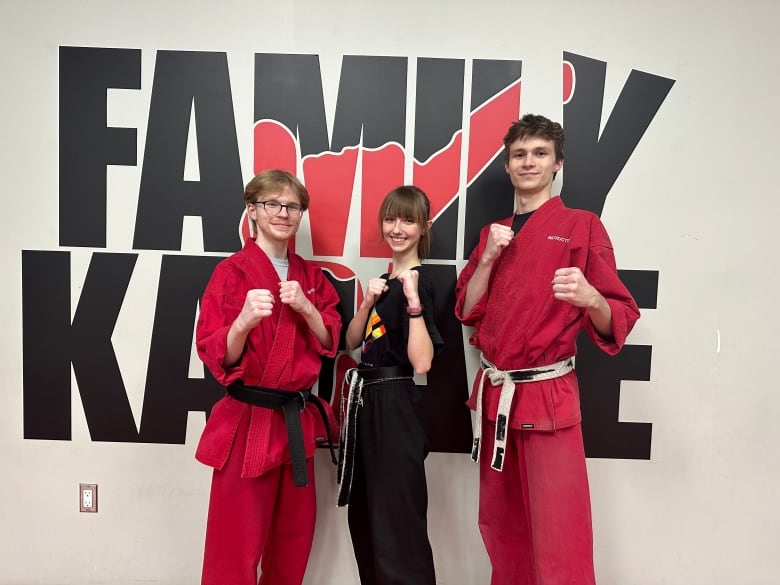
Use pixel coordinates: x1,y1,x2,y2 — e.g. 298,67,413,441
456,197,640,431
195,239,341,477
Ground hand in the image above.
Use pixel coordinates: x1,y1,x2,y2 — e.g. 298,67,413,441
359,277,388,310
235,289,275,331
396,269,421,306
551,267,601,308
482,223,514,264
279,280,311,313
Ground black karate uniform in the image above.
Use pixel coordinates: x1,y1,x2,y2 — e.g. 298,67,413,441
347,266,443,585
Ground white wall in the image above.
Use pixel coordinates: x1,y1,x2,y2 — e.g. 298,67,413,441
2,1,779,583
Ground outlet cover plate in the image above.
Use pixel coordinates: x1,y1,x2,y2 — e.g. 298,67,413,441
79,483,98,513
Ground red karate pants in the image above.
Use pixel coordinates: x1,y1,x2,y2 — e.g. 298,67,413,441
478,420,596,585
201,413,317,585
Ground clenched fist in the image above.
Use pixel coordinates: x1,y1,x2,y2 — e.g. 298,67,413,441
235,288,275,331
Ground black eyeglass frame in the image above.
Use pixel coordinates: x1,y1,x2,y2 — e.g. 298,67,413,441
251,200,305,217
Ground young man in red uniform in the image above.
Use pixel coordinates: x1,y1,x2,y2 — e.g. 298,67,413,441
195,170,341,585
455,115,640,585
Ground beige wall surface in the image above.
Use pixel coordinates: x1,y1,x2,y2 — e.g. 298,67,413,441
1,1,778,583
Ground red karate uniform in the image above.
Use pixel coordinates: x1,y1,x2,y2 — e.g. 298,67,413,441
456,196,639,585
196,239,341,585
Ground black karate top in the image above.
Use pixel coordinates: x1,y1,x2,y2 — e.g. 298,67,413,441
360,266,444,368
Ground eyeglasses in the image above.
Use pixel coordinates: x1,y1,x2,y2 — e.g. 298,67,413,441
252,200,304,218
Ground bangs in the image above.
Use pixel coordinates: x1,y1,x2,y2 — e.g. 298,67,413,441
379,188,428,224
382,199,418,222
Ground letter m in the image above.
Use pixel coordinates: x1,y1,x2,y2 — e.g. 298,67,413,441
253,54,408,257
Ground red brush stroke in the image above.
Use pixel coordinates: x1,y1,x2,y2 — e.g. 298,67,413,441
304,148,359,257
563,61,575,104
467,81,522,183
359,144,405,258
248,81,519,256
253,120,297,174
413,132,462,221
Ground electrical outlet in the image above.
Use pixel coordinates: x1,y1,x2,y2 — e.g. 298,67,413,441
79,483,98,513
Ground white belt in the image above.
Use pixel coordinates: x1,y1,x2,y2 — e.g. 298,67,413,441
472,354,574,471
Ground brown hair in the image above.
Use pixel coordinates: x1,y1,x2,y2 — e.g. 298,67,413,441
503,114,565,164
378,185,432,259
243,169,310,209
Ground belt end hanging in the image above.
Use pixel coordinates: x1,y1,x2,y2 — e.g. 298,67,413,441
491,446,505,471
470,437,480,462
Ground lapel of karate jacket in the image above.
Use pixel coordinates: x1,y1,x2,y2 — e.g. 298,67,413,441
485,197,567,367
242,243,302,477
490,196,565,301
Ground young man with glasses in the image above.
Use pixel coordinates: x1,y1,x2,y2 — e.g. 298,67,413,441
194,169,342,585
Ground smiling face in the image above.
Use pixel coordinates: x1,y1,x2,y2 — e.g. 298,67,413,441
243,170,309,256
248,185,303,246
377,185,432,261
504,135,563,197
382,214,424,257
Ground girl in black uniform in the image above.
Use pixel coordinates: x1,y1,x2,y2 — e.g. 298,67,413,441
339,185,443,585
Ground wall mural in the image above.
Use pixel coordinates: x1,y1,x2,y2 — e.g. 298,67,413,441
22,47,673,459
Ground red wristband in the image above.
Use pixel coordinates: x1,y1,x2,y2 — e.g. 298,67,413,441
406,305,423,317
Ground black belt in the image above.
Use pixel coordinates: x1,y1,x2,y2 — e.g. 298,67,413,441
356,364,414,381
227,382,337,487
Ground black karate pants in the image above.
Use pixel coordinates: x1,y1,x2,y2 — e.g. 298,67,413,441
347,379,436,585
